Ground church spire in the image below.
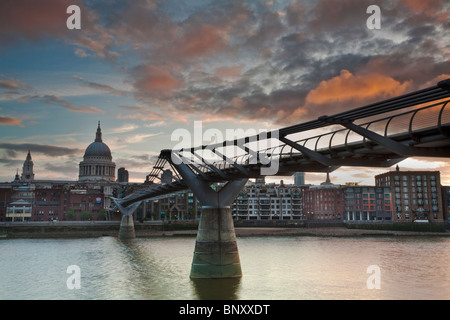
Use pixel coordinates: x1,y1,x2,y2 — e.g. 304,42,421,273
325,172,331,184
321,172,332,185
21,150,34,182
95,121,102,142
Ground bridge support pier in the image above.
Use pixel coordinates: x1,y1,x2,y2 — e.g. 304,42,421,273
188,178,248,278
170,157,247,278
191,205,242,278
119,214,136,239
113,199,141,239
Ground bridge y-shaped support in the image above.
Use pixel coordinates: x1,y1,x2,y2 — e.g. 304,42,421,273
113,198,141,239
191,179,247,279
172,158,248,278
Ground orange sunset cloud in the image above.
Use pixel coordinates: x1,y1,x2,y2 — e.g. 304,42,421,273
306,70,412,106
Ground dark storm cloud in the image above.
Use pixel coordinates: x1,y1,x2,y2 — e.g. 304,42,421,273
0,143,82,157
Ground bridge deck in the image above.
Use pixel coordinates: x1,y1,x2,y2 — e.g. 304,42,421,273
119,80,450,208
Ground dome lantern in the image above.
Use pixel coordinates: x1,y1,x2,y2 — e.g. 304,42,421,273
95,121,102,142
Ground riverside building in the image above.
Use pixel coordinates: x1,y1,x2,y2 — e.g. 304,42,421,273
342,185,392,222
375,167,444,222
303,173,344,220
231,180,306,220
442,186,450,222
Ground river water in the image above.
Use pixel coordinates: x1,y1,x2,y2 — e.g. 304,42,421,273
0,235,449,300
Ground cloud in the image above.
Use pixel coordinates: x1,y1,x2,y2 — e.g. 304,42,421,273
112,132,163,150
41,94,104,114
0,76,31,98
0,79,21,89
214,66,242,79
42,159,79,175
0,158,23,166
0,143,82,157
117,105,166,122
73,24,120,61
132,65,183,99
74,48,90,58
0,0,120,61
399,0,445,16
305,70,412,106
309,0,373,32
0,0,76,43
267,70,413,125
285,2,307,26
73,75,124,97
173,23,229,60
121,133,162,144
109,123,139,134
0,115,24,127
245,10,284,50
2,0,449,130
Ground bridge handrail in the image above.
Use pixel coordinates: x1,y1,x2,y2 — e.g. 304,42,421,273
191,97,450,172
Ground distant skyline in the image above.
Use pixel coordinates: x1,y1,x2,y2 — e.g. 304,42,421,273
0,0,449,185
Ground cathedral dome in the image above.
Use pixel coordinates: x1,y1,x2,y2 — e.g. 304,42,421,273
84,141,112,160
79,121,116,182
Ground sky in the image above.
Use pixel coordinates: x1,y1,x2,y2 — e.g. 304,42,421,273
0,0,449,186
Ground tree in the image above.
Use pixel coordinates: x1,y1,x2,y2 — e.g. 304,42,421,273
65,207,76,221
81,210,92,221
97,209,106,221
149,211,159,221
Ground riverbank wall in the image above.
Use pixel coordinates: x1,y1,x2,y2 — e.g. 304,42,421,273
0,220,448,239
0,221,199,239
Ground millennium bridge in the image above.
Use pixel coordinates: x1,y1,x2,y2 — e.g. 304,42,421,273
113,78,450,279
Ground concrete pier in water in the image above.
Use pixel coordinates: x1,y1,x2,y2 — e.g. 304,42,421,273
190,207,242,278
118,215,136,239
113,198,141,239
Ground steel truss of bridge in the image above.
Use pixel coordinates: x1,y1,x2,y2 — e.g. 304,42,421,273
118,78,450,208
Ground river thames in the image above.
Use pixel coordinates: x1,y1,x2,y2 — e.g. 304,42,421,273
0,235,449,300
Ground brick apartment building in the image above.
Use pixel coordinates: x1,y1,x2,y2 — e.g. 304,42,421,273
342,185,392,222
303,181,344,220
0,181,113,222
375,167,444,222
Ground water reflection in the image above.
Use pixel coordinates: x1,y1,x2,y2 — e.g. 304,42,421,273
114,237,196,299
1,236,448,299
191,278,241,300
118,238,242,300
